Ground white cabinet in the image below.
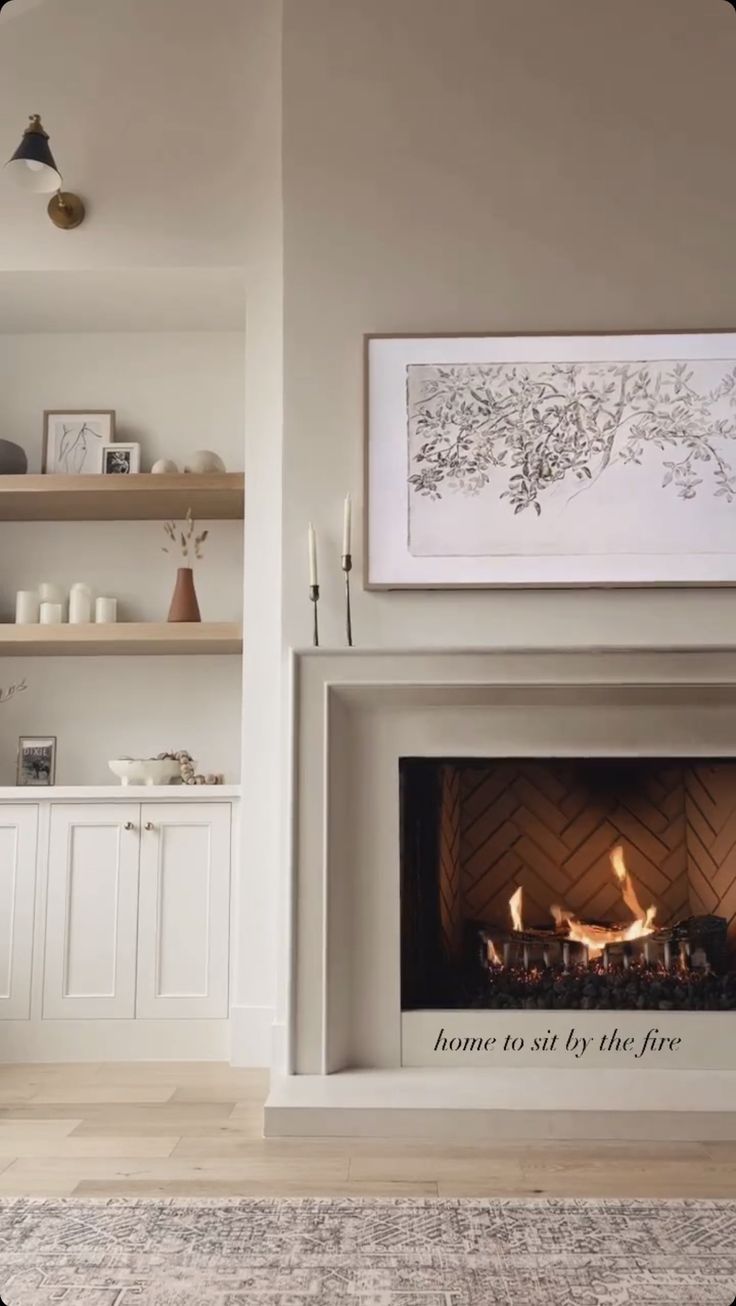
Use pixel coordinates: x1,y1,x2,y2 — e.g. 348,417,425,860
42,800,231,1021
137,804,230,1019
44,804,140,1019
0,805,38,1020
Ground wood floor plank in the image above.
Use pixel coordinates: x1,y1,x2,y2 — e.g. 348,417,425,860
1,1102,234,1125
30,1084,178,1105
4,1156,351,1184
74,1179,440,1197
0,1120,79,1140
0,1136,179,1159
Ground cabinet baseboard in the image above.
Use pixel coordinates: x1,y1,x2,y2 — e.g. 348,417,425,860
0,1019,231,1063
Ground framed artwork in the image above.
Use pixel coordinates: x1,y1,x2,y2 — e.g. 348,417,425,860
365,332,736,587
43,410,115,475
16,736,56,786
102,442,140,475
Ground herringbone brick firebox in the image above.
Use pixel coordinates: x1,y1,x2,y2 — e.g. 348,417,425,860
400,758,736,1011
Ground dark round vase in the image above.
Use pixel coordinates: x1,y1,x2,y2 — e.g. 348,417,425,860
0,440,28,474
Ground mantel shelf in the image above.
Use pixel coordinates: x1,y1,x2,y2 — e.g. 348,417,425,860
0,473,244,522
0,623,242,657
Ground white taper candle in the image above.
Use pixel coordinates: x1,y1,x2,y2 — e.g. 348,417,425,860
308,523,318,587
342,493,352,557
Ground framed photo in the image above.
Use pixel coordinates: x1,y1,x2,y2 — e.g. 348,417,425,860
43,411,115,475
365,332,736,588
16,736,56,787
102,442,140,475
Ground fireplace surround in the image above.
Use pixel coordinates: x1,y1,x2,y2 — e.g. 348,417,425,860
265,648,736,1139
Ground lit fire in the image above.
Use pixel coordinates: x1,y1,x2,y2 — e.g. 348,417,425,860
509,886,524,932
549,845,656,959
486,937,502,966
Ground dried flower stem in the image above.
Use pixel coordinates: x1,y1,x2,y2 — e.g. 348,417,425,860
162,507,209,561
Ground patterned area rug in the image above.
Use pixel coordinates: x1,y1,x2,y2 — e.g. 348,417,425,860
0,1197,735,1305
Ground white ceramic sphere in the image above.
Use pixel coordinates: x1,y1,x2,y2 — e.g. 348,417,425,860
185,450,226,474
151,458,179,474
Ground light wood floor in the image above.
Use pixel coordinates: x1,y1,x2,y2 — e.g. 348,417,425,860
0,1063,733,1198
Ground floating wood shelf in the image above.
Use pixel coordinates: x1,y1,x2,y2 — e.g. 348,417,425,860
0,623,242,657
0,473,244,522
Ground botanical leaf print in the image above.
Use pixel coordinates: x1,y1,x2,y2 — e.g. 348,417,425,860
407,360,736,517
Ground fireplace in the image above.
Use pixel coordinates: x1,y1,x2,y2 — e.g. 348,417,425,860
401,758,736,1013
266,649,736,1139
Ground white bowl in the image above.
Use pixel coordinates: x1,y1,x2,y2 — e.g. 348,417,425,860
108,758,183,786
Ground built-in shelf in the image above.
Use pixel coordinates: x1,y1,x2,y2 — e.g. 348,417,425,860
0,785,241,801
0,473,244,522
0,623,242,657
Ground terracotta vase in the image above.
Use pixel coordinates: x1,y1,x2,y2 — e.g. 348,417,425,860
167,567,201,623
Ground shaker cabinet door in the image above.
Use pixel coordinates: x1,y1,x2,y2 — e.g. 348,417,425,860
0,805,38,1020
136,803,230,1018
43,804,140,1019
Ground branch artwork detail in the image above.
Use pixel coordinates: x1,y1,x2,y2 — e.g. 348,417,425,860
408,359,736,524
0,678,27,707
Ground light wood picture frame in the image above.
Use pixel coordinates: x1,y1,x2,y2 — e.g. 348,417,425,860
365,331,736,588
42,411,115,475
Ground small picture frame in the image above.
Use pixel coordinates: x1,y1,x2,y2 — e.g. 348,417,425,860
16,736,57,787
43,411,115,475
102,442,141,475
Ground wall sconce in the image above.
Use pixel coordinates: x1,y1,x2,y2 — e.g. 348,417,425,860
5,114,85,229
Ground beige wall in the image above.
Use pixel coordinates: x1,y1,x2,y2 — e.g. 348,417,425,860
281,0,736,650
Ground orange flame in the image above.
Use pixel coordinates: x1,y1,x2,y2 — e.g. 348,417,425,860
486,937,502,966
548,846,656,959
509,886,523,932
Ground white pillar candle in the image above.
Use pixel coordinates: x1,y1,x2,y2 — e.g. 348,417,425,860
308,523,318,587
15,590,40,624
94,598,118,624
342,493,352,557
95,596,118,624
40,601,63,624
69,584,93,624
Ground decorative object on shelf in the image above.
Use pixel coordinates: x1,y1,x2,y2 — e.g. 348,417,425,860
0,439,27,474
17,735,56,786
341,492,353,647
94,596,118,623
156,750,224,786
4,114,85,229
308,522,319,646
102,443,140,475
366,331,736,588
15,590,39,624
108,757,182,787
0,677,26,706
163,508,207,622
69,583,93,625
151,458,179,474
39,601,63,624
108,752,224,786
184,451,226,474
43,411,114,475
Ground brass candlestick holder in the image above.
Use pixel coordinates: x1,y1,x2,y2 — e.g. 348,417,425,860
342,554,353,647
310,583,320,647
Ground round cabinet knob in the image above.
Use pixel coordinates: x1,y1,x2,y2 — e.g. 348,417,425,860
123,822,135,831
145,821,155,831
